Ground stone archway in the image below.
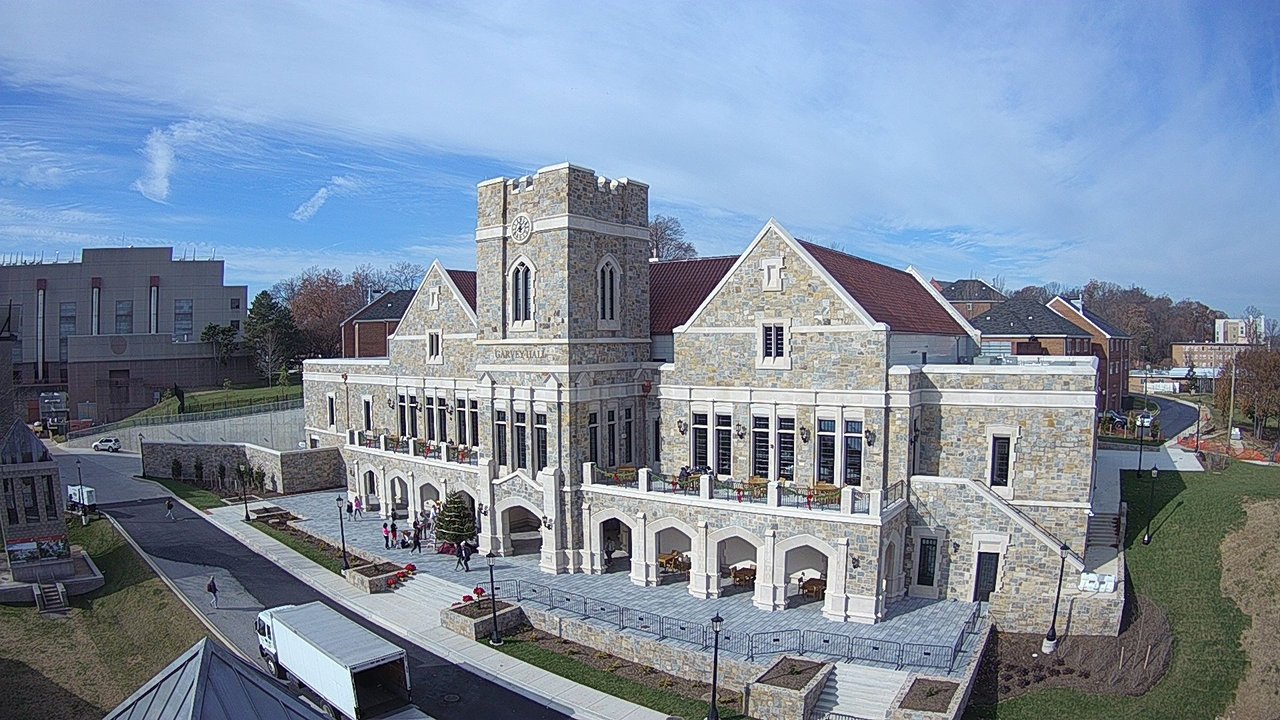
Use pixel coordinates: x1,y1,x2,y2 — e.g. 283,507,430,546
708,527,763,597
771,534,836,611
362,470,380,511
646,517,696,587
417,480,442,512
495,497,543,558
390,476,409,516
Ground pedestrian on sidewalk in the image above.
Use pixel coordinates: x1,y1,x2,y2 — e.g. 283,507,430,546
382,522,390,549
206,576,218,608
346,500,353,521
353,496,363,520
412,526,422,553
605,536,616,567
461,539,473,572
454,540,466,570
165,499,175,521
390,520,398,549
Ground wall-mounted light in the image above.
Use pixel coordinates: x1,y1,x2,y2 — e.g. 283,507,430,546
850,556,860,569
676,419,688,436
541,515,554,530
799,426,810,443
865,429,876,447
734,423,746,439
386,394,395,409
447,402,456,415
951,541,961,554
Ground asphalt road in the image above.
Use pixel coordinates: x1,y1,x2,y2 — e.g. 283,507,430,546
54,447,569,720
1142,395,1200,439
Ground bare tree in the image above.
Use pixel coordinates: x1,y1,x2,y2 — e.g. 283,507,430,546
1243,305,1264,345
383,261,427,291
649,215,696,260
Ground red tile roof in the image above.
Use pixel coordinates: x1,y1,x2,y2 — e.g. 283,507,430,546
446,270,477,311
648,256,737,334
798,241,966,335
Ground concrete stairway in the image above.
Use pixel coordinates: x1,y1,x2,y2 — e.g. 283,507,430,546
35,583,68,615
1086,513,1121,548
392,567,474,613
808,663,908,720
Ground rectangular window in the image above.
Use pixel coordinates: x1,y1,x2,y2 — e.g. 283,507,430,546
115,299,133,334
535,413,549,471
45,476,58,520
397,394,409,437
173,298,194,341
607,410,617,468
751,416,769,478
495,410,508,467
327,395,336,427
588,412,599,465
457,397,468,445
691,412,708,469
230,319,240,332
468,400,479,446
59,302,76,362
623,408,634,465
916,537,938,586
776,417,795,482
714,413,732,475
230,297,241,310
21,478,39,522
762,324,785,358
363,399,373,431
427,331,442,362
515,411,528,470
409,396,419,437
437,396,448,442
991,436,1011,487
843,420,863,486
817,419,836,484
653,419,661,463
425,397,436,440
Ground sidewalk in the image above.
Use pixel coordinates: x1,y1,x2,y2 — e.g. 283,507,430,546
203,503,671,720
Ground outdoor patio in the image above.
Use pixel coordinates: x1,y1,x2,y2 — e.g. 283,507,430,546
270,491,985,675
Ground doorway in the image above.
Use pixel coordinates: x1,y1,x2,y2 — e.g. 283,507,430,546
974,551,1000,602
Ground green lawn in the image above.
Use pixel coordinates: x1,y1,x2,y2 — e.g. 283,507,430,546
0,518,208,718
130,384,302,420
965,461,1280,719
245,520,346,575
494,636,747,720
149,477,227,510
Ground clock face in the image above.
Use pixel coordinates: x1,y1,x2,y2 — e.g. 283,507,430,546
511,214,532,243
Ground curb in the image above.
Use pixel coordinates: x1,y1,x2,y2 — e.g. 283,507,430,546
101,514,254,665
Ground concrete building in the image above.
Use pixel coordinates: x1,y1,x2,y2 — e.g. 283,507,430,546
1047,296,1132,414
302,163,1123,636
1215,317,1264,345
341,290,417,358
0,247,256,424
1171,342,1253,370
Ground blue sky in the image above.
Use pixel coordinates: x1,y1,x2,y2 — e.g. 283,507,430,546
1,2,1277,318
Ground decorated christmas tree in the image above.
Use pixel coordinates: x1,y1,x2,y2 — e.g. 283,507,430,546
435,491,477,544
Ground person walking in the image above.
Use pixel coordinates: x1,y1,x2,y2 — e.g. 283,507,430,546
390,520,399,549
206,576,218,608
454,540,466,571
605,536,617,567
353,496,363,520
382,522,390,549
461,539,473,572
412,525,422,554
345,500,354,521
165,499,175,521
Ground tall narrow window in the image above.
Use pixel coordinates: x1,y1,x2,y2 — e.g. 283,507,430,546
45,476,58,520
409,396,419,437
173,298,194,341
397,394,409,437
535,413,549,471
916,537,938,586
515,411,528,470
427,332,442,362
59,302,75,362
762,325,785,358
115,299,133,334
751,416,769,478
425,397,436,440
456,396,468,445
437,396,448,442
21,478,38,522
587,412,599,465
776,417,795,482
362,399,372,431
623,408,634,465
511,261,532,323
468,400,479,446
843,420,863,486
653,419,661,463
817,419,836,484
991,436,1011,487
607,410,617,467
598,259,618,326
494,410,508,466
327,395,336,427
714,414,732,476
692,412,709,469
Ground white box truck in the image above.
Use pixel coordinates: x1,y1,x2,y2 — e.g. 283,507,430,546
257,602,412,720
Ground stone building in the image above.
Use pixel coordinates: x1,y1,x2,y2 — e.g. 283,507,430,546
302,163,1123,635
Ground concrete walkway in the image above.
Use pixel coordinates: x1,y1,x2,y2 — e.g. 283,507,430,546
203,503,670,720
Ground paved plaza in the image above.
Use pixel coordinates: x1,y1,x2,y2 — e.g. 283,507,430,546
272,491,984,675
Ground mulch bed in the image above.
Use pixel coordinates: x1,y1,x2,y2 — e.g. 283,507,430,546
970,594,1172,706
450,599,513,619
352,562,402,577
250,520,353,566
755,657,824,690
511,627,744,709
900,678,958,712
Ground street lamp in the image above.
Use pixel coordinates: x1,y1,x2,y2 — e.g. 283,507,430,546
707,614,723,720
1135,364,1152,474
1143,466,1159,545
76,458,82,485
138,433,145,478
486,552,503,646
336,496,350,571
1042,542,1069,653
239,463,250,522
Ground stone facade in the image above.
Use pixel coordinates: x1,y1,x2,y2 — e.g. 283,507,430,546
745,660,834,720
299,162,1123,638
141,441,343,495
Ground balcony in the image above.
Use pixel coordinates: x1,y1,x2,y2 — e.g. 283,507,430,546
348,430,480,467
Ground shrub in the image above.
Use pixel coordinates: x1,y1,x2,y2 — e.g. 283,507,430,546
607,660,624,672
171,458,183,480
657,677,673,688
194,458,205,486
594,651,610,659
217,463,227,488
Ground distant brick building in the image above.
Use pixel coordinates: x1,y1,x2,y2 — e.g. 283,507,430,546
1047,296,1132,414
341,290,416,358
1171,342,1252,369
934,278,1007,319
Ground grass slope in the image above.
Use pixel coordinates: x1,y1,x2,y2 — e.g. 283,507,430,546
966,462,1280,720
129,384,302,420
149,477,227,510
0,519,208,719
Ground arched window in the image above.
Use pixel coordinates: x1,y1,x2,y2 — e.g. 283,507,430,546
597,256,621,329
510,260,533,327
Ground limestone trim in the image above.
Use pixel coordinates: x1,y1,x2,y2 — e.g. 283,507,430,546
908,527,944,599
507,255,537,332
582,484,885,527
595,254,622,331
475,337,651,345
475,213,650,242
674,218,877,333
427,259,479,326
755,317,793,371
654,385,886,407
886,388,1098,410
970,531,1012,597
984,424,1021,499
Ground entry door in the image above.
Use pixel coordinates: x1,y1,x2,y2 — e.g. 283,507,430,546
974,552,1000,602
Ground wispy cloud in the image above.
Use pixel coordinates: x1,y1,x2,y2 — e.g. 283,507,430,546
290,175,358,222
130,120,239,202
0,136,91,189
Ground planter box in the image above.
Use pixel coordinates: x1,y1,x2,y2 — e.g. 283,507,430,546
344,564,404,594
440,601,527,641
746,658,833,720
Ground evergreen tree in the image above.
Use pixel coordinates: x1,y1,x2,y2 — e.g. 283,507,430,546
243,291,300,384
435,491,477,544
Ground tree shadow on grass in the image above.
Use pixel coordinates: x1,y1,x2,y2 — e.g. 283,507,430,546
0,657,105,720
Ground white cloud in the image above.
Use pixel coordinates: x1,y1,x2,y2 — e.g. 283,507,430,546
129,120,238,202
290,175,358,222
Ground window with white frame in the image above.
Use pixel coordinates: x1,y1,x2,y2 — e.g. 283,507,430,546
510,259,534,327
427,331,442,363
467,400,479,445
751,416,769,478
843,420,863,486
408,395,419,437
494,410,508,466
691,412,709,469
425,396,436,440
397,394,410,436
714,414,732,475
588,412,599,465
326,394,336,428
776,417,795,482
436,395,449,442
758,320,792,370
607,409,617,467
761,257,784,291
915,535,939,587
362,398,373,431
514,411,528,470
428,286,440,310
990,436,1011,487
623,408,634,465
597,257,620,329
535,412,549,470
456,396,469,445
816,418,837,484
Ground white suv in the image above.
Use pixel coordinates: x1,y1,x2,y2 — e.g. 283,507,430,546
92,437,121,453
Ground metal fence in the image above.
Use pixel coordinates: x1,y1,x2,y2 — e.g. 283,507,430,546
67,397,303,439
506,577,983,668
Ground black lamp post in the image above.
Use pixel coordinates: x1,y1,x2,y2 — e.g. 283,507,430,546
138,433,145,478
76,458,82,485
486,552,503,646
707,613,723,720
239,463,250,522
1143,466,1158,545
1042,542,1069,653
337,496,350,571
